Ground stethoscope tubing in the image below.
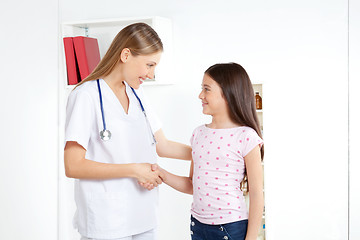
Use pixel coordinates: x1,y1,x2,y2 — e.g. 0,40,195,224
97,79,156,144
97,79,107,131
130,87,157,144
130,87,145,112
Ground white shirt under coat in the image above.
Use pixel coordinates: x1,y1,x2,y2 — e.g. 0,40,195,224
65,79,162,239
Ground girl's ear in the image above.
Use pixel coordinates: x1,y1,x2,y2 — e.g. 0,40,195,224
120,48,131,63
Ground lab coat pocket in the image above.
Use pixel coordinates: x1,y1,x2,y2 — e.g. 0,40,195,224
87,191,127,233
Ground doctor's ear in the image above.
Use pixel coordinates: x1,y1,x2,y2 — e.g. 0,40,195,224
120,48,131,63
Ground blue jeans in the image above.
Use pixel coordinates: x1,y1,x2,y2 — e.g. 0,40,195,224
190,215,248,240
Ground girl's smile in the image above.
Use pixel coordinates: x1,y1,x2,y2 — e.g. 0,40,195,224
199,74,228,117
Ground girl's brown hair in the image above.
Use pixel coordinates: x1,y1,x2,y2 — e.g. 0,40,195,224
205,63,264,193
76,22,163,87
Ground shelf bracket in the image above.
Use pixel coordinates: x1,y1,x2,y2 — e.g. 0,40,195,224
84,27,89,37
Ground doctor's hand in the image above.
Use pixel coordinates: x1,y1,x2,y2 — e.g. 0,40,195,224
151,164,166,182
135,163,164,191
140,164,167,191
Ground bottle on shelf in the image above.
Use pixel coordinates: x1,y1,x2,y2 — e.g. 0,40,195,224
255,92,262,110
257,218,266,240
262,222,266,240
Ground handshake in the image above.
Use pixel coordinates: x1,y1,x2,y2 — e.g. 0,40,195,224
137,163,165,191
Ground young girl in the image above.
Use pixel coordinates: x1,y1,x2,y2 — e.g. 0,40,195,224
158,63,264,240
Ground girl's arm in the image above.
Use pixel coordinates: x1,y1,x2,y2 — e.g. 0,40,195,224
244,145,264,240
153,160,194,195
64,141,164,188
155,129,192,160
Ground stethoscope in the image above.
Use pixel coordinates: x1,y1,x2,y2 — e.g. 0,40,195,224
96,79,157,145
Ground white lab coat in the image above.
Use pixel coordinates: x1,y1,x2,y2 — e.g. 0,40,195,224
65,79,162,239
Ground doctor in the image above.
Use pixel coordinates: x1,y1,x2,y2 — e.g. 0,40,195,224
64,23,192,240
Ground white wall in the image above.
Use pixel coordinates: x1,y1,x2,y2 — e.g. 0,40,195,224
59,1,349,240
349,0,360,239
260,1,348,239
0,0,59,239
0,1,354,240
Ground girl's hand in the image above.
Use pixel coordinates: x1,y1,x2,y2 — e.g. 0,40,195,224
151,164,166,182
135,163,164,190
139,164,166,190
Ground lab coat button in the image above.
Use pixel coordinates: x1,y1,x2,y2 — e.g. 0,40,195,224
223,236,228,240
191,221,195,226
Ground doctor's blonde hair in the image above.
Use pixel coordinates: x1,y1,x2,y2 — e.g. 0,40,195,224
76,22,163,87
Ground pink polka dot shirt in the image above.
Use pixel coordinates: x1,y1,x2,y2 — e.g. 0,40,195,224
190,124,263,225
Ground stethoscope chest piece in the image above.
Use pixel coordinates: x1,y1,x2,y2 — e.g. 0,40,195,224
100,129,111,141
96,79,156,144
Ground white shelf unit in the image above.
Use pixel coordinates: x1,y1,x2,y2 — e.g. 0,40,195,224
61,16,173,89
57,16,173,240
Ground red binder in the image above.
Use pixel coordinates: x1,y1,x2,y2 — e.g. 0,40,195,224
73,36,101,81
63,37,80,85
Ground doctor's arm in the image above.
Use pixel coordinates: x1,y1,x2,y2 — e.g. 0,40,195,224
154,129,192,160
64,141,163,186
